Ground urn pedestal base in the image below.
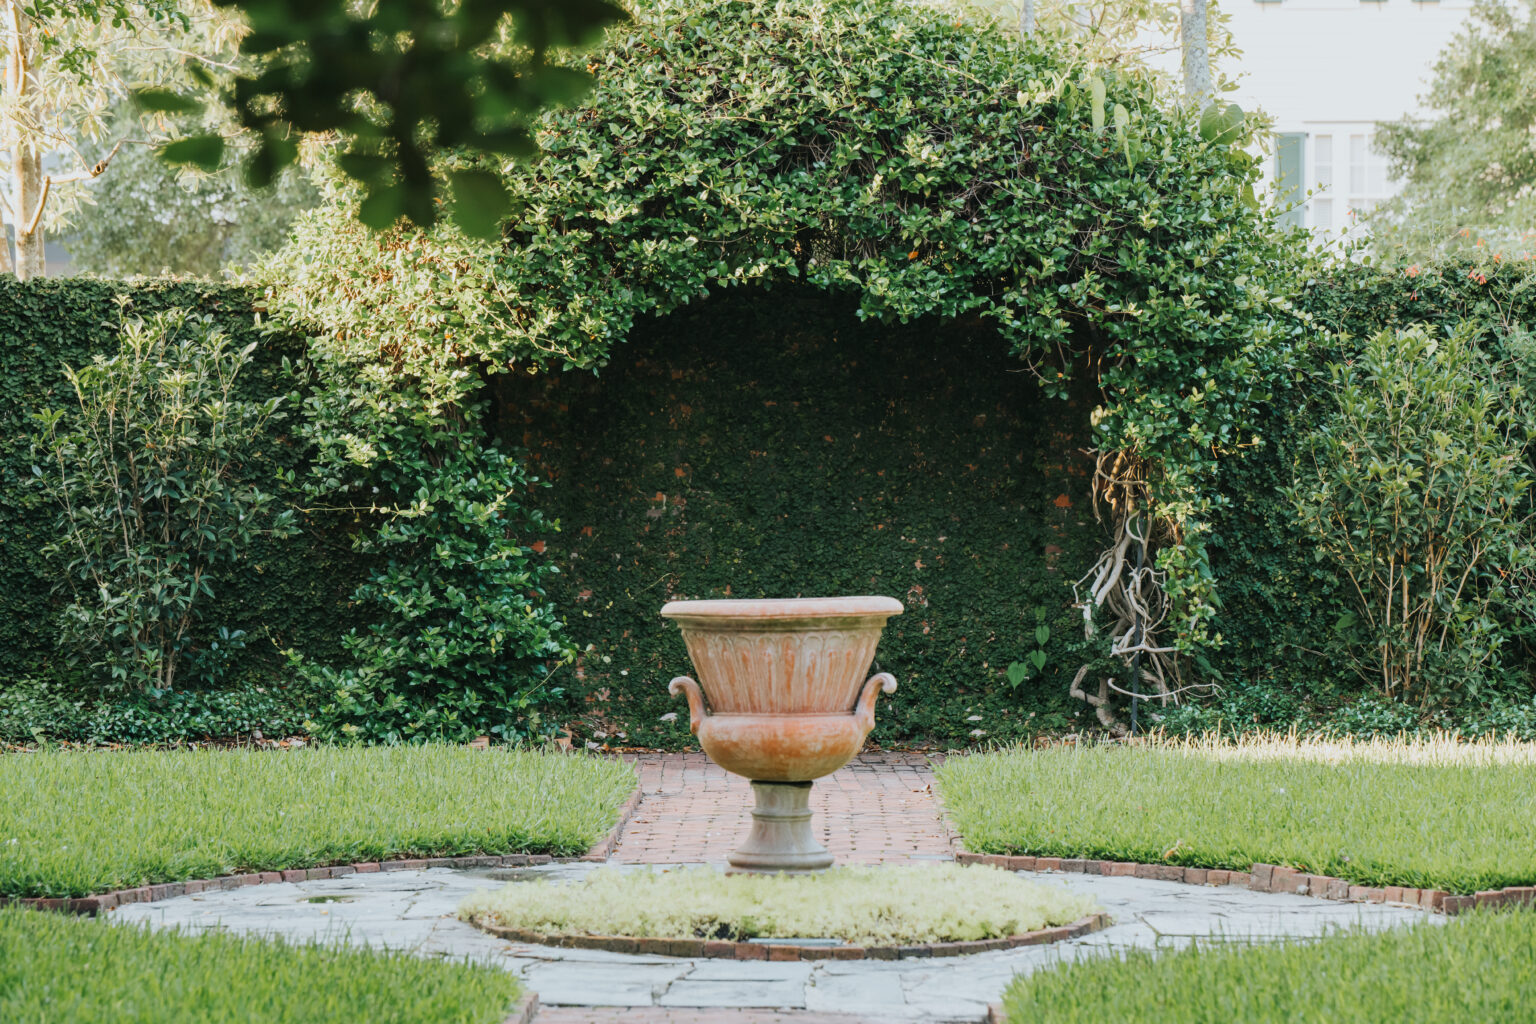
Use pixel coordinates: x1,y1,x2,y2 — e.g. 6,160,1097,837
726,781,833,873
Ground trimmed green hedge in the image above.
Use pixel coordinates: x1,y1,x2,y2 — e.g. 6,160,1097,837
4,256,1531,743
0,279,366,693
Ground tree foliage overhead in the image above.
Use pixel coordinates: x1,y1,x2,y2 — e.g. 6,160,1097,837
266,0,1308,727
1373,0,1536,256
177,0,627,239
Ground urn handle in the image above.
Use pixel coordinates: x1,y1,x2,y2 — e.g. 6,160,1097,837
668,676,707,735
854,672,898,733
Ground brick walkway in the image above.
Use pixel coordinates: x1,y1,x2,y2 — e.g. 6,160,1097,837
610,752,953,865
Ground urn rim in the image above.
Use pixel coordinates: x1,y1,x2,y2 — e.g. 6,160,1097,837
660,596,903,622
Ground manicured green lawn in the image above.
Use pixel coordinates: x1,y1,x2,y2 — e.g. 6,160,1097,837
0,745,635,897
0,905,520,1023
460,863,1098,945
1000,909,1536,1024
936,735,1536,893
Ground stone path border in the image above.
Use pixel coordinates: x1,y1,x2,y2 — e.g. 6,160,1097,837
474,911,1111,962
952,851,1533,916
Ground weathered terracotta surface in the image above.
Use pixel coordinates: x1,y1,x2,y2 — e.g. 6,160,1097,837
661,597,903,782
661,596,903,871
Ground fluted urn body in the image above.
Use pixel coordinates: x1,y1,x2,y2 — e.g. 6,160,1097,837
661,596,902,871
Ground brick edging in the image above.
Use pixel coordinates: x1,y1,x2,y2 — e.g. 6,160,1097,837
504,991,539,1024
954,851,1534,917
471,911,1110,962
579,782,643,862
0,852,582,916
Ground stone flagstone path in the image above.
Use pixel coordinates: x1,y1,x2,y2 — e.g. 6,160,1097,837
111,753,1437,1023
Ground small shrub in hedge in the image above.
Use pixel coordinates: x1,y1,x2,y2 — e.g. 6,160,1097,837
1289,324,1534,705
295,445,571,745
30,309,297,693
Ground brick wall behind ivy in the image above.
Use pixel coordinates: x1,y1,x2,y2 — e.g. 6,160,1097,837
496,286,1103,748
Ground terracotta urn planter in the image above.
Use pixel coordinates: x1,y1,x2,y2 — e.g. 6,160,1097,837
661,596,903,872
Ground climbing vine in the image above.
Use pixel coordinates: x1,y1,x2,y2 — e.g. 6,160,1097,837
267,0,1311,729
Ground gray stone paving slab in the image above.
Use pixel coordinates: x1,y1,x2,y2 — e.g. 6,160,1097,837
110,863,1437,1022
660,977,809,1008
521,961,690,1005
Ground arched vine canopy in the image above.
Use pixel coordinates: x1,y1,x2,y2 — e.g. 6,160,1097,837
267,0,1311,739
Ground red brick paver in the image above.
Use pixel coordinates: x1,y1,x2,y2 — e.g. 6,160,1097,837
610,752,953,864
536,1010,880,1024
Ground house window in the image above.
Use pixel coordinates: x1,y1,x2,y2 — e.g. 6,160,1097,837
1275,133,1305,229
1347,133,1394,218
1312,135,1334,230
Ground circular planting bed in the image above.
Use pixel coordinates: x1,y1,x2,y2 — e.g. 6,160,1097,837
459,863,1107,961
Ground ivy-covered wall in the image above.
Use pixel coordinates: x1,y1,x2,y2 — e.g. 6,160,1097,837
499,286,1104,748
0,280,363,687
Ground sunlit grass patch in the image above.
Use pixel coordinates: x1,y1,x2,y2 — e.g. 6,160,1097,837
459,863,1098,946
936,733,1536,893
0,904,520,1023
1000,909,1536,1024
0,745,635,897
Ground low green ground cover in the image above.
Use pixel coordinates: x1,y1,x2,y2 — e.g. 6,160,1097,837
1001,909,1536,1023
459,864,1097,945
937,735,1536,893
0,905,520,1023
0,746,635,897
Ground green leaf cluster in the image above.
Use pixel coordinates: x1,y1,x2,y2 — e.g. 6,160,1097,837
0,279,370,719
1290,325,1534,705
187,0,627,237
30,308,298,693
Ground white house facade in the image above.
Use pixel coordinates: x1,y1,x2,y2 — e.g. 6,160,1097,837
1218,0,1475,235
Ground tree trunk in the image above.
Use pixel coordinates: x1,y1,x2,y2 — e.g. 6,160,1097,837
1018,0,1036,37
1180,0,1213,104
5,1,43,279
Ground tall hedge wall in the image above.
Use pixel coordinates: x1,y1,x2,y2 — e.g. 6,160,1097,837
0,280,364,687
1198,255,1536,723
500,286,1103,748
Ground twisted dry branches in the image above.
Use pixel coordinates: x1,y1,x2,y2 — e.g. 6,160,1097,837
1068,450,1215,734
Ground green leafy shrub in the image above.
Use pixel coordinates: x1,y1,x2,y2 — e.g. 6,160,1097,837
298,445,570,744
0,675,306,745
267,0,1311,739
1199,254,1536,731
0,280,370,692
31,308,298,692
1289,325,1534,704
